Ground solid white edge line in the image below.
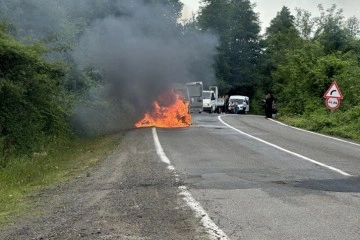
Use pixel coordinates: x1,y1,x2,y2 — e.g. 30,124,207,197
268,118,360,147
152,127,230,240
218,116,352,177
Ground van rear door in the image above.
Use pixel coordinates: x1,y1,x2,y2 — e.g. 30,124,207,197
185,82,203,113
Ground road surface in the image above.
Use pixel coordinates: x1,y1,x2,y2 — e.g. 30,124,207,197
1,114,359,239
158,114,360,239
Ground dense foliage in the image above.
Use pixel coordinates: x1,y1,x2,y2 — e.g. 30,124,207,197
0,26,70,167
263,5,360,139
198,0,262,95
1,0,186,167
196,2,359,140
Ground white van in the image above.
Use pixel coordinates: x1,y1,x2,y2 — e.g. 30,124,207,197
228,95,249,114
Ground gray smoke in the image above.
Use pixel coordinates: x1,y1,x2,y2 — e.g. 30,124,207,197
72,2,218,134
0,0,218,134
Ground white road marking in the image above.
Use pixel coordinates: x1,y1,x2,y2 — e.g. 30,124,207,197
268,118,360,147
218,116,352,177
152,127,230,240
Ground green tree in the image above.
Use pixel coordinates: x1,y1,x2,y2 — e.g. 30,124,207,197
198,0,232,90
198,0,261,94
267,4,360,120
227,0,261,86
266,6,297,36
295,8,314,40
0,28,70,167
271,42,326,115
345,16,360,38
313,4,352,54
262,6,302,94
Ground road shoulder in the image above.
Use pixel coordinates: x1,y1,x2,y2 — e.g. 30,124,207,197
1,129,207,240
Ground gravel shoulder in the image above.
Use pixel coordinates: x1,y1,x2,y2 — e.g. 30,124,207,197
0,128,208,240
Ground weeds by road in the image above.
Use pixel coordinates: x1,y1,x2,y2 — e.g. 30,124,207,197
0,129,207,240
0,133,123,225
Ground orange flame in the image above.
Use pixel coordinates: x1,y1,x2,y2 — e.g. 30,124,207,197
135,90,191,128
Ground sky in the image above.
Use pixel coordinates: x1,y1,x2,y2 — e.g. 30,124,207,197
181,0,360,33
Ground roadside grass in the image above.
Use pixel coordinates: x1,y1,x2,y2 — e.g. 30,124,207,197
278,108,360,142
0,132,123,225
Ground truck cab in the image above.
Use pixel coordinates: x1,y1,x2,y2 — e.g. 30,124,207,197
202,90,216,113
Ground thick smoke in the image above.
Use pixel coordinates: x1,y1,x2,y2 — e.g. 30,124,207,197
0,0,217,134
72,2,218,133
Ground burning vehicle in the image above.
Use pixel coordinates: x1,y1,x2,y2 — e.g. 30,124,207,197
135,88,192,128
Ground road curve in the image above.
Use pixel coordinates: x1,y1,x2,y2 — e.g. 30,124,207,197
1,114,359,240
157,113,360,240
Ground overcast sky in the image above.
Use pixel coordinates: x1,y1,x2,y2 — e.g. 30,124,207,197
181,0,360,33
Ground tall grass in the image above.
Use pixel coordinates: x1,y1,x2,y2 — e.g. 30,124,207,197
279,107,360,142
0,132,122,224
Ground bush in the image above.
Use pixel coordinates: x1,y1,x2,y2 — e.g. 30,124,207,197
279,106,360,141
0,28,71,167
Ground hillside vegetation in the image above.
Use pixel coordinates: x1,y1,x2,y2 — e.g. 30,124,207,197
197,1,360,141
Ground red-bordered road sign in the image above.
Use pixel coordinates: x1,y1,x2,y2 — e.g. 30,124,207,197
323,81,343,99
325,98,341,110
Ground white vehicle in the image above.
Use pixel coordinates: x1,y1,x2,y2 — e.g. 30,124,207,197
228,95,249,114
202,86,224,113
185,81,203,113
202,90,216,113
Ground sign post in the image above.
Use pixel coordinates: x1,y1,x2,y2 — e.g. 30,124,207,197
323,81,343,110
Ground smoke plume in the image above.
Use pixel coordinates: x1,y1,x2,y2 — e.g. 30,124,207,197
72,1,217,134
0,0,218,134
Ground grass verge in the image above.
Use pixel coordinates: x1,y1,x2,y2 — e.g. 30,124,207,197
0,132,123,225
278,108,360,142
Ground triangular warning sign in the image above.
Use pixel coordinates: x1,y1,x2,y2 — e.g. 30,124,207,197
323,81,343,99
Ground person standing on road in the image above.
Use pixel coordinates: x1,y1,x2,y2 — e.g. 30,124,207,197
224,95,229,113
265,92,275,118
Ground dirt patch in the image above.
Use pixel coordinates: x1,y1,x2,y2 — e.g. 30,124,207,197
0,129,208,240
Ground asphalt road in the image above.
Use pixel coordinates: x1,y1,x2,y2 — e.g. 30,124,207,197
2,113,359,240
157,113,360,240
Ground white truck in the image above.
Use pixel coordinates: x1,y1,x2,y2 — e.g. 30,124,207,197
202,86,224,113
228,95,249,114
